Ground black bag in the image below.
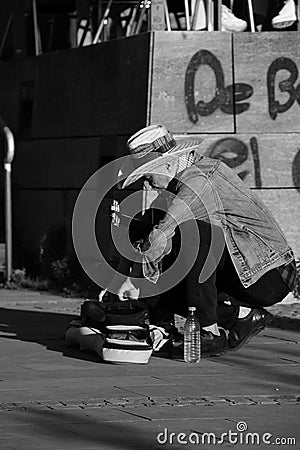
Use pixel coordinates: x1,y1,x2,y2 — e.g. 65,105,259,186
81,299,150,330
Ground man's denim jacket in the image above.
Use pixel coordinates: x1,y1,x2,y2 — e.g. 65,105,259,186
136,155,294,288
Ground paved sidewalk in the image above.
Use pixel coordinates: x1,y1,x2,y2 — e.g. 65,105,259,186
0,289,299,450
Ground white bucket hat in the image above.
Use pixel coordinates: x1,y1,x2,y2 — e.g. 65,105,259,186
121,124,203,188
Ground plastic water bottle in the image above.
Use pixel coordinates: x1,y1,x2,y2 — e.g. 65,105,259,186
184,306,201,363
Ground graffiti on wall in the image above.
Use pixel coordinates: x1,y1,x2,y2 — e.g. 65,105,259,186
267,57,300,120
185,50,300,123
206,136,300,192
292,149,300,193
184,49,300,192
207,137,262,188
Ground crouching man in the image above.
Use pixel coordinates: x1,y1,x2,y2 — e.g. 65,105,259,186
101,124,296,358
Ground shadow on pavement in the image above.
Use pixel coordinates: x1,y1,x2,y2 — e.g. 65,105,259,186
10,407,167,450
0,307,100,363
269,316,300,332
212,334,300,388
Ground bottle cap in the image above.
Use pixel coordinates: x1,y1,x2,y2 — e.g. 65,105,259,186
188,306,196,311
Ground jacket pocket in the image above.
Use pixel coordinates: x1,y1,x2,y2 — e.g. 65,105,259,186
242,226,278,260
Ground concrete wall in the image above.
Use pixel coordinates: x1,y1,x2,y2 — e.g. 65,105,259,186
0,33,150,277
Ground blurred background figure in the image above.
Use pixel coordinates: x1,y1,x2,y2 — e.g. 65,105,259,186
191,0,297,32
231,0,297,31
272,0,297,28
221,4,247,31
191,0,247,31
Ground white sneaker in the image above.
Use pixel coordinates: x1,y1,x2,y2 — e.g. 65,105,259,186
221,5,247,32
272,0,297,29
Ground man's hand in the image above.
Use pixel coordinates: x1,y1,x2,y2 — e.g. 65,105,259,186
98,289,107,302
117,277,140,301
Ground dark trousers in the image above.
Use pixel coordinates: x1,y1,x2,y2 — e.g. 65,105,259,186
143,220,290,329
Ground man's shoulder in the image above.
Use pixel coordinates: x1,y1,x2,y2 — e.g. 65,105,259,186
181,155,219,177
172,156,216,195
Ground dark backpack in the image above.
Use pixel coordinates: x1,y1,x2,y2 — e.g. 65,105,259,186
81,299,150,330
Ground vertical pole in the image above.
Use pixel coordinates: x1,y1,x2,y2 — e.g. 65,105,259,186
0,14,13,59
207,0,214,31
2,125,15,283
126,5,139,36
32,0,42,55
216,0,221,30
247,0,255,32
93,0,114,43
4,163,12,282
163,0,171,31
135,4,147,34
191,0,201,30
184,0,191,30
